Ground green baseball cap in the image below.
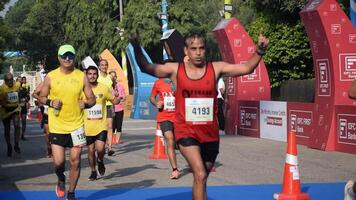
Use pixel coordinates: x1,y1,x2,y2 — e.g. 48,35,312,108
58,44,76,56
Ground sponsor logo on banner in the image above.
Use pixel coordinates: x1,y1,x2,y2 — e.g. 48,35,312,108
330,4,337,11
241,61,261,82
337,114,356,145
260,101,287,142
240,106,258,131
234,39,242,47
339,53,356,81
266,116,283,126
316,59,331,96
312,41,318,53
331,24,341,34
289,110,313,138
227,77,235,95
349,34,356,43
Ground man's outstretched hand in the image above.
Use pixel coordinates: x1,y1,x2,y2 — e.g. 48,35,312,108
258,33,269,49
129,31,141,49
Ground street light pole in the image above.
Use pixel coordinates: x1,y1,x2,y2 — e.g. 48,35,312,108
161,0,168,60
119,0,128,77
224,0,232,19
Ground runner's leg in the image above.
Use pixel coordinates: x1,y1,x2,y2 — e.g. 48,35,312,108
179,144,207,200
68,146,82,193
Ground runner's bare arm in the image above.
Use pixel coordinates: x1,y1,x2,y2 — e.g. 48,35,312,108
216,33,269,77
110,96,122,105
83,75,96,108
32,82,44,100
149,94,157,107
130,32,176,78
38,76,51,105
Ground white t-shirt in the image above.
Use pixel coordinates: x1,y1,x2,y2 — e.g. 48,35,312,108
217,78,225,99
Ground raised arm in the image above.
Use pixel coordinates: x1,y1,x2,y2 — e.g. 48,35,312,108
216,33,269,77
83,75,96,108
130,32,177,78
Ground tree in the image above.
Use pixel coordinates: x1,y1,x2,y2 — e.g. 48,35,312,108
14,0,64,70
61,0,121,65
0,0,10,11
0,0,11,74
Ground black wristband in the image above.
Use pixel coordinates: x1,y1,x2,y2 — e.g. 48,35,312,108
84,103,91,109
256,48,265,56
45,99,52,107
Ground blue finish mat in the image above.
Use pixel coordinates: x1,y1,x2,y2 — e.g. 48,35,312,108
0,182,344,200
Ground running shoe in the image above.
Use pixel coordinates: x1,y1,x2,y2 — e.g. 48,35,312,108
88,171,97,181
97,159,106,176
55,180,66,198
108,149,115,156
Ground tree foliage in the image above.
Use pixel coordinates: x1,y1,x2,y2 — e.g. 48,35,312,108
14,0,64,70
2,0,353,87
61,0,121,67
0,0,11,73
0,0,9,11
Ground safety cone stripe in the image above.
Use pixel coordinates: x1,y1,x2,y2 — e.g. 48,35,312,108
285,154,298,166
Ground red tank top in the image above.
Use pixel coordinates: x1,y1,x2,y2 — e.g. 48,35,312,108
174,62,219,143
151,79,175,122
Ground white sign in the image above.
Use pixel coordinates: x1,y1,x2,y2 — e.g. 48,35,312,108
260,101,287,142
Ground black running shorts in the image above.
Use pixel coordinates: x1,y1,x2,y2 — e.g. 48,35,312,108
86,130,108,145
177,137,220,163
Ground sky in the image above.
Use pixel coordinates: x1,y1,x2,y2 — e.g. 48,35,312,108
0,0,18,17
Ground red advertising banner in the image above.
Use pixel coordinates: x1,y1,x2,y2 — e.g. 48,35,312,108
213,18,270,135
287,103,315,146
335,105,356,154
300,0,356,152
238,101,260,138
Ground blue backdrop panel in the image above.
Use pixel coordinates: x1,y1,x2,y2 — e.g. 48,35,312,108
126,43,158,119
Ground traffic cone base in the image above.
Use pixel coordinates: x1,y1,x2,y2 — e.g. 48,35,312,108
274,131,309,200
273,193,309,200
148,124,168,159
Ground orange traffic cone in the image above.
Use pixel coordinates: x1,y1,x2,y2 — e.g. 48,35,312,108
148,123,168,159
112,129,120,145
274,131,309,200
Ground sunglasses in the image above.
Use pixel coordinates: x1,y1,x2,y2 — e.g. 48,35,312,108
59,53,75,60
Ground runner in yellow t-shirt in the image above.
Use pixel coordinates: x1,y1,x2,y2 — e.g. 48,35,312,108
84,66,121,181
38,44,95,200
97,59,116,156
0,73,21,157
